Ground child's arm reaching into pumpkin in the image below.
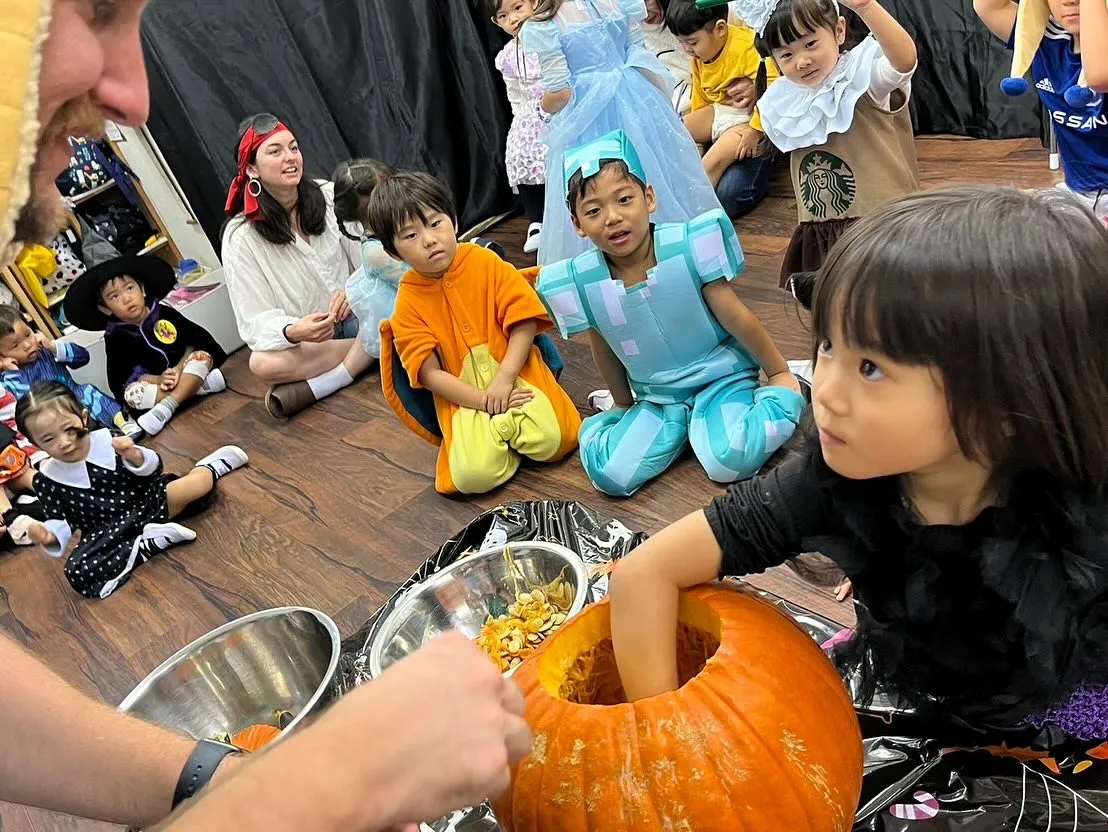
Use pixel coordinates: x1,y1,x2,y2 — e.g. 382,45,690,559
611,457,821,701
610,511,725,701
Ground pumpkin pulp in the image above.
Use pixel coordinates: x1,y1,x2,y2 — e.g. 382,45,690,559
540,595,722,706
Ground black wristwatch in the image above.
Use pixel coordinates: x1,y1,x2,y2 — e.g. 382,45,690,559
172,738,241,809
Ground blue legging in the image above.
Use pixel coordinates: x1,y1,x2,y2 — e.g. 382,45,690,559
580,374,805,497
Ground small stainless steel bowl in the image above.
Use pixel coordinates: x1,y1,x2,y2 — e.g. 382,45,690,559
369,542,590,679
118,607,340,746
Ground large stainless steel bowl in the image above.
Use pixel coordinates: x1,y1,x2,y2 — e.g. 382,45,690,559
369,542,590,678
119,607,340,745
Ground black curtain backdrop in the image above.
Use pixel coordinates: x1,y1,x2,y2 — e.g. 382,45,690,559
140,0,514,253
847,0,1042,138
142,0,1042,253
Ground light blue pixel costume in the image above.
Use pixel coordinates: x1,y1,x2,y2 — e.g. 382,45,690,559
537,131,805,497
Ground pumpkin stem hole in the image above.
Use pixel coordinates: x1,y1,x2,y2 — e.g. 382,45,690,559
557,624,720,706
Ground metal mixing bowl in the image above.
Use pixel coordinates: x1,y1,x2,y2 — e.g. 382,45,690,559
369,542,590,678
118,607,340,745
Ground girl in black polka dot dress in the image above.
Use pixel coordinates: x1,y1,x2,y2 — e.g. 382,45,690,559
16,382,248,599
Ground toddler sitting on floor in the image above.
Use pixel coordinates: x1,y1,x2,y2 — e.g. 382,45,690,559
0,306,140,438
64,255,227,436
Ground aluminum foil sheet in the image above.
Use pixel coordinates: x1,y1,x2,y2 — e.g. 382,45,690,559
340,500,1108,831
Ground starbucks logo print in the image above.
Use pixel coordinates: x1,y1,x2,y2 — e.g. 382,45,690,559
799,151,856,219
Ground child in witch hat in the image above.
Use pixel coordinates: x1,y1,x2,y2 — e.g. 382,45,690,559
976,0,1108,220
64,255,228,436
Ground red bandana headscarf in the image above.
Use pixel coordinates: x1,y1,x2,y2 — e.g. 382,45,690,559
224,121,290,221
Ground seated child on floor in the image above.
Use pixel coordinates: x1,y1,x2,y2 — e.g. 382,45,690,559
18,381,248,600
667,0,777,185
332,158,409,358
0,306,140,438
537,130,804,498
0,382,45,547
608,188,1108,737
63,255,228,437
365,170,581,495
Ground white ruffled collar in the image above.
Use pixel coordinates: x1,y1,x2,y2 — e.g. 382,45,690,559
757,36,883,153
40,429,117,490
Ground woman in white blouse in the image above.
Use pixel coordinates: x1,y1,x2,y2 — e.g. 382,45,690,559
222,114,374,418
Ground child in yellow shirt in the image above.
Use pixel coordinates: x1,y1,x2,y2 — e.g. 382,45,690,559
667,0,777,184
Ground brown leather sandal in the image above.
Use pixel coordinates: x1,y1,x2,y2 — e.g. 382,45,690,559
264,381,317,419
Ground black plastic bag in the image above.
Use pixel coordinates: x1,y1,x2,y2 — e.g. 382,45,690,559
339,500,1108,831
336,500,647,697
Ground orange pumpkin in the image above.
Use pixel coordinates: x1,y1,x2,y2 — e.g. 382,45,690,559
493,585,863,831
231,723,282,753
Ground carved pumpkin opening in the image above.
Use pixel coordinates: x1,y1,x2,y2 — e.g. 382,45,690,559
538,594,722,706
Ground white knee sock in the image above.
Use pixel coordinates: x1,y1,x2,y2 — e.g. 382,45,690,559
306,363,354,400
198,368,226,395
195,445,249,480
137,396,179,436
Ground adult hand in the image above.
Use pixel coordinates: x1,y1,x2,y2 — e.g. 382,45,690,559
321,632,531,830
0,356,19,372
329,291,352,322
506,388,535,410
767,370,803,397
287,313,335,344
111,436,146,467
645,0,665,25
484,374,516,415
839,0,875,9
727,77,756,110
160,368,180,391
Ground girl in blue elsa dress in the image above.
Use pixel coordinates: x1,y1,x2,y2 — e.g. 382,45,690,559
332,160,408,358
521,0,722,264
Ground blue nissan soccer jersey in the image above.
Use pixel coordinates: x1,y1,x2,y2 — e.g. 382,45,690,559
1010,21,1108,194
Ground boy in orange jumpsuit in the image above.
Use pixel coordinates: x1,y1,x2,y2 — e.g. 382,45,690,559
368,171,581,495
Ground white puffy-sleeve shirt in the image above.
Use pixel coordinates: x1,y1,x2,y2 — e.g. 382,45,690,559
222,180,361,352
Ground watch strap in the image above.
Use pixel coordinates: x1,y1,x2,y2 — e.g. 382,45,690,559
172,738,239,810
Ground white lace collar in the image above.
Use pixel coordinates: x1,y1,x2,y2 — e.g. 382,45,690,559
40,429,117,490
757,35,883,153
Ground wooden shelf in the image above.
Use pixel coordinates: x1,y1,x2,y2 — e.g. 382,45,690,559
138,236,169,256
68,179,117,205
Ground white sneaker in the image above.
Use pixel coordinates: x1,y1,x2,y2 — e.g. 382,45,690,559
141,522,197,550
587,389,615,412
523,222,542,255
195,445,249,480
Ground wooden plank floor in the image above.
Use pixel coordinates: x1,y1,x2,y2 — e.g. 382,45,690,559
0,137,1057,831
